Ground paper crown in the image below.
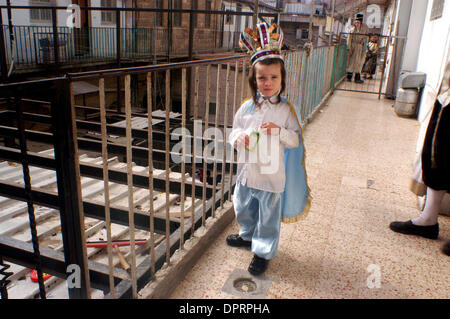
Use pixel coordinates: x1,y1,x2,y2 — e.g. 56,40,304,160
239,22,284,66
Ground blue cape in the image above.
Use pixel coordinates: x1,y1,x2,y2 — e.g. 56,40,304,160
239,98,311,223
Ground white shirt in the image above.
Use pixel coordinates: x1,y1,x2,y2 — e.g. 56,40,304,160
228,98,301,193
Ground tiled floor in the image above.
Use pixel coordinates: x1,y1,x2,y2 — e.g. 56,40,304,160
169,89,450,299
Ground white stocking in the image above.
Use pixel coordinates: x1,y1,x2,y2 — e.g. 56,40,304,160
412,187,445,226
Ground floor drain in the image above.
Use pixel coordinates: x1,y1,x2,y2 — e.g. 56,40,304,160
222,268,273,298
233,277,257,293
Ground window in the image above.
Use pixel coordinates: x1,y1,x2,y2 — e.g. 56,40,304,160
225,9,233,25
296,29,309,40
173,0,182,27
30,0,53,23
205,0,212,28
101,0,117,25
301,29,309,39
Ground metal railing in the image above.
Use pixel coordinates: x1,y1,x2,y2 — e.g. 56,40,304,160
284,43,347,123
0,5,278,76
0,43,346,299
1,25,242,68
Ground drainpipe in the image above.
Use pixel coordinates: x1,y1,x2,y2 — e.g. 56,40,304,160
167,0,172,62
254,0,259,29
309,0,314,42
329,0,335,45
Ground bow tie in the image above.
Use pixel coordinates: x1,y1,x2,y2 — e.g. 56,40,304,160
257,92,280,105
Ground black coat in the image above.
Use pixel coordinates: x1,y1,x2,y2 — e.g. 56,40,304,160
421,99,450,192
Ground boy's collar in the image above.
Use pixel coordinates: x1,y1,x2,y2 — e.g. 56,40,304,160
256,90,281,105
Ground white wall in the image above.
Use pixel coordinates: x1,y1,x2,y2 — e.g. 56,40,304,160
0,0,73,26
0,0,126,28
90,0,126,28
400,0,427,72
415,0,450,135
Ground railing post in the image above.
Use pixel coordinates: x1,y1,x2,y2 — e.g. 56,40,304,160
329,0,336,45
187,3,195,115
167,0,172,62
0,11,8,81
309,0,314,42
51,78,90,299
116,8,122,112
116,8,121,65
51,7,59,65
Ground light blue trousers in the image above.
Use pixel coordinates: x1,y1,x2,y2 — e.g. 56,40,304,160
233,182,282,260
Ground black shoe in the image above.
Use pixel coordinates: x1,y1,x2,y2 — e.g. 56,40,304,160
226,234,251,248
354,73,364,83
367,75,374,80
248,254,269,276
347,72,353,82
442,241,450,256
389,220,439,240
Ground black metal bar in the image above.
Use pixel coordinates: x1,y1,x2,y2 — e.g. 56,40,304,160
0,12,8,81
83,200,179,234
0,179,178,234
116,8,121,66
109,184,232,299
66,55,248,80
1,103,232,131
116,8,122,113
0,6,280,16
50,79,90,299
0,56,248,89
0,118,234,171
0,143,216,200
51,8,59,65
13,94,47,299
0,255,11,299
0,235,126,292
167,0,172,62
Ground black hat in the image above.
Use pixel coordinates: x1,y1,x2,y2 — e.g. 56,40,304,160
355,13,363,22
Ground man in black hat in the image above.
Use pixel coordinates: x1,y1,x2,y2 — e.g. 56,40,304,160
347,14,367,83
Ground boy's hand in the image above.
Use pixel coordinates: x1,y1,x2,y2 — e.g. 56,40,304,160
234,133,250,147
260,122,280,135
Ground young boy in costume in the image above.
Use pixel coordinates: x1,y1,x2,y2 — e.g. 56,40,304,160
226,22,311,276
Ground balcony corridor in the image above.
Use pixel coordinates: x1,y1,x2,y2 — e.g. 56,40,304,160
169,89,450,299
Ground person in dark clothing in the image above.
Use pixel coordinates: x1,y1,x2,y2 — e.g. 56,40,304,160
362,34,379,80
390,61,450,256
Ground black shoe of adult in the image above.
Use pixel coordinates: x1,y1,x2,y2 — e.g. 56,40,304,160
442,241,450,256
226,234,251,248
389,220,439,240
248,254,269,276
354,73,364,83
347,73,353,82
